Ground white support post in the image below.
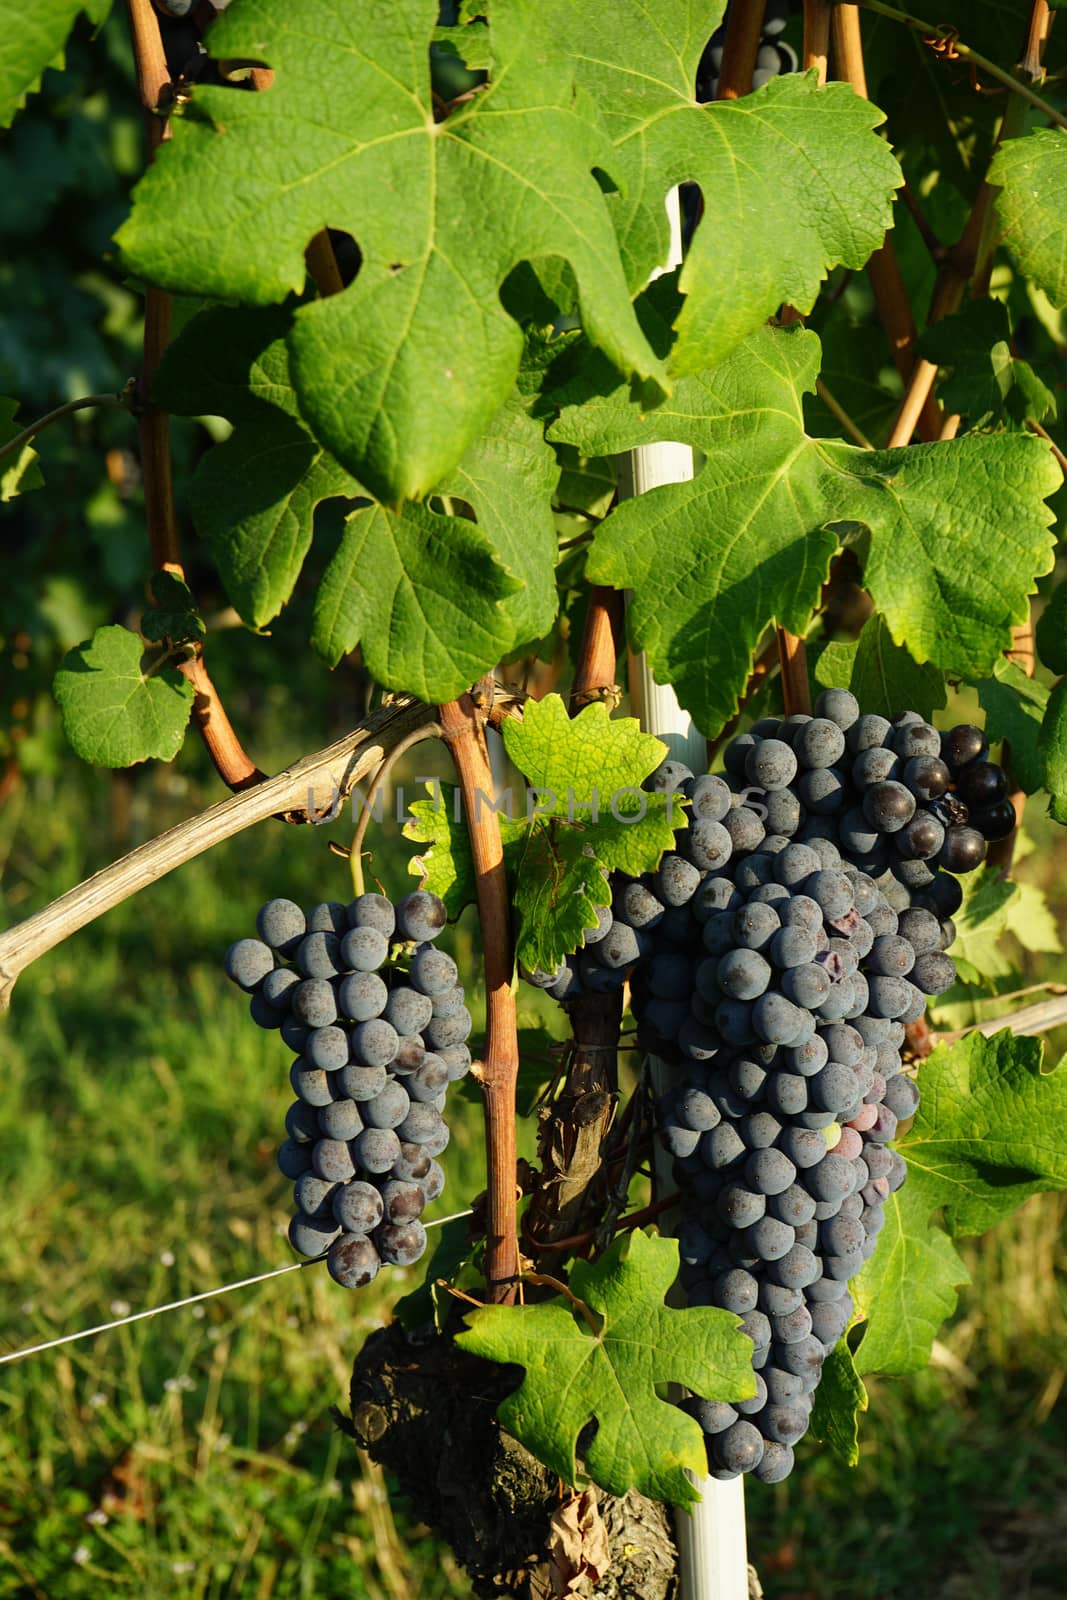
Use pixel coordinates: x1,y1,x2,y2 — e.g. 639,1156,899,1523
618,188,750,1600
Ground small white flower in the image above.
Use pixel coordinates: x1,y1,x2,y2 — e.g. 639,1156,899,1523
110,1300,131,1317
191,1306,205,1320
164,1377,180,1393
171,1559,195,1575
89,1392,107,1409
86,1509,108,1527
159,1250,176,1267
73,1546,90,1566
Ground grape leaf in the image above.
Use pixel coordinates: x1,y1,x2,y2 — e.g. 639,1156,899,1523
0,0,109,128
53,624,195,768
946,865,1020,984
850,1180,970,1377
456,1229,756,1506
1040,677,1067,825
116,0,665,505
975,657,1049,795
0,396,43,500
990,130,1067,310
803,304,903,448
549,3,901,372
550,323,1059,735
854,1032,1067,1375
901,1031,1067,1236
157,305,559,697
1036,579,1067,676
405,696,678,969
809,1337,868,1467
917,298,1057,428
140,572,205,648
813,615,947,723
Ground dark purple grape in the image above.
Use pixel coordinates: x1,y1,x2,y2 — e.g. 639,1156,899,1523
862,781,916,833
941,723,988,771
958,760,1008,808
971,799,1016,842
939,826,986,874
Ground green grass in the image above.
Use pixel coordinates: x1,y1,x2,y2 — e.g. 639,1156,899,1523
1,745,1066,1599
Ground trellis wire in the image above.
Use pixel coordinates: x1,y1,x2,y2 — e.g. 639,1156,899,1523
0,1208,475,1368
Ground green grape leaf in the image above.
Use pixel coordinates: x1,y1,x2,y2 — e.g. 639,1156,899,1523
550,324,1059,735
1040,676,1067,824
990,130,1067,310
947,865,1020,985
813,614,947,723
1036,579,1067,676
850,1180,970,1377
551,4,901,372
809,1337,868,1467
901,1031,1067,1235
1005,878,1063,957
0,396,43,500
154,305,360,630
0,0,110,128
405,697,678,969
803,304,903,448
158,305,559,694
141,572,205,647
116,0,665,505
53,624,195,768
975,657,1049,795
456,1229,756,1505
917,298,1057,428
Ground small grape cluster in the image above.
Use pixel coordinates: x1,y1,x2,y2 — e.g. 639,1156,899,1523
697,1,799,99
546,692,1009,1481
224,889,471,1289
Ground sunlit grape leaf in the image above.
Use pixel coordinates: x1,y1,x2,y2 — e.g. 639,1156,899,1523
548,2,900,373
0,0,110,128
990,130,1067,310
809,1337,867,1467
0,396,43,500
405,696,677,969
854,1032,1067,1375
550,323,1059,735
53,624,194,768
1040,677,1067,825
457,1229,756,1505
850,1181,969,1377
157,304,559,698
813,614,946,723
947,865,1020,984
917,298,1056,428
116,0,665,505
975,657,1049,794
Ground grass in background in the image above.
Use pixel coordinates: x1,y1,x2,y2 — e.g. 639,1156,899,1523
1,727,1065,1599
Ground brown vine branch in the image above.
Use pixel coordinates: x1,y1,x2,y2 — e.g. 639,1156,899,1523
570,587,625,711
524,1192,680,1258
178,652,266,790
777,629,812,717
439,694,519,1305
0,391,133,466
716,0,766,100
802,0,833,80
830,2,943,441
1022,0,1052,81
0,699,434,1011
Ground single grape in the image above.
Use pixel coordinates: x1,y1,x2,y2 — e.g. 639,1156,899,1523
883,1074,920,1121
768,1183,817,1228
332,1179,385,1234
767,1243,819,1290
684,1396,738,1435
722,808,766,853
306,1025,350,1072
690,773,733,821
745,1148,797,1197
421,1158,446,1203
378,1178,426,1224
409,945,459,996
895,810,945,861
296,931,342,980
716,948,772,1001
350,1018,400,1068
647,758,694,792
352,1126,402,1174
711,1268,759,1314
863,781,916,833
732,902,781,952
744,1216,795,1261
347,893,397,937
892,721,941,760
867,934,916,977
288,1212,340,1257
318,1099,364,1141
764,788,802,836
339,1062,389,1102
384,986,434,1038
277,1138,313,1179
753,992,806,1046
224,938,274,991
655,854,703,906
814,687,860,730
290,1060,337,1108
797,767,848,815
971,799,1017,841
745,739,798,791
291,979,338,1030
687,820,735,873
938,825,987,874
781,964,831,1009
392,1141,433,1183
256,898,306,955
717,1183,767,1229
408,1054,450,1103
795,718,846,769
363,1080,412,1130
766,1070,808,1117
262,967,301,1011
327,1232,381,1288
396,891,448,943
338,971,388,1022
713,1420,764,1474
852,745,901,790
941,723,988,771
340,926,389,973
910,951,956,995
284,1100,321,1145
312,1138,357,1183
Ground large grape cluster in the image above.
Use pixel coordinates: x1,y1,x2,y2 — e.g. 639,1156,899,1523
224,890,470,1289
550,692,1009,1481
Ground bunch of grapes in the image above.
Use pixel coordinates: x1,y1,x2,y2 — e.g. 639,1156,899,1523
573,692,1008,1481
224,889,470,1289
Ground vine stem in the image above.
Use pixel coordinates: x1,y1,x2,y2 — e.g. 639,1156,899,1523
0,699,434,1011
346,723,442,897
716,1,766,100
802,0,832,78
439,694,520,1305
856,0,1067,129
570,586,624,709
815,378,874,449
521,1273,602,1335
830,3,943,441
0,392,131,467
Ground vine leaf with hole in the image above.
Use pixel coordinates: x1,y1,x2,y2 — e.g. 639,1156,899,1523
156,304,559,702
851,1032,1067,1376
404,694,679,970
116,0,666,505
548,1,902,373
457,1229,756,1506
53,624,195,767
549,321,1060,736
